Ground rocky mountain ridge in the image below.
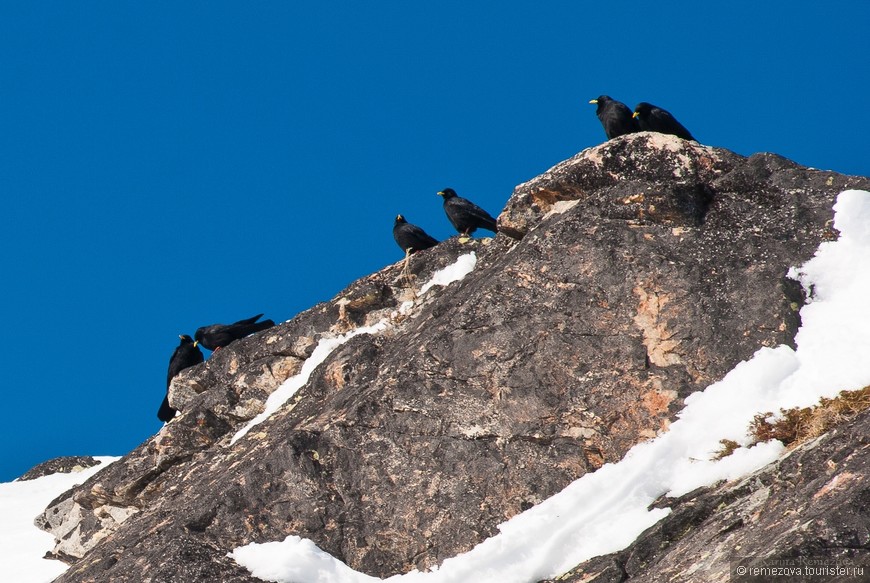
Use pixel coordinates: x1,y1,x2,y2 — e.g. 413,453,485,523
35,133,870,582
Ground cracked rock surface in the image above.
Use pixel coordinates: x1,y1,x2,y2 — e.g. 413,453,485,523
40,133,870,581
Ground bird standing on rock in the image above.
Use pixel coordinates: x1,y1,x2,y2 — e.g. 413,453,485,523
589,95,638,139
194,314,275,351
393,214,439,254
437,188,498,237
632,102,696,141
158,334,204,422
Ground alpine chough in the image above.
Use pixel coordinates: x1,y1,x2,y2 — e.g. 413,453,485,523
632,102,695,141
158,334,204,422
437,188,498,236
393,214,439,254
589,95,638,139
194,314,275,351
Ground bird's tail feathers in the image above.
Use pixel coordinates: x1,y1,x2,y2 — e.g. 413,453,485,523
157,396,177,423
244,319,275,335
237,313,265,325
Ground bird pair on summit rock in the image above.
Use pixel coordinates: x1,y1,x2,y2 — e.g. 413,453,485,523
158,314,275,422
393,188,498,255
589,95,695,142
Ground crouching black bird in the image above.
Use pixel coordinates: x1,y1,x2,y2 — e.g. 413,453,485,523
437,188,498,236
393,214,439,254
194,314,275,351
632,102,695,141
158,334,204,422
589,95,638,139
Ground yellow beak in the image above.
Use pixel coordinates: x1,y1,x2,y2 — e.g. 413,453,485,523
632,111,640,119
193,341,199,348
589,99,598,104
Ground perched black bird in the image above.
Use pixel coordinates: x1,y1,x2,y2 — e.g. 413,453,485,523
589,95,638,139
632,102,695,141
194,314,275,351
393,214,439,254
437,188,498,236
157,334,204,423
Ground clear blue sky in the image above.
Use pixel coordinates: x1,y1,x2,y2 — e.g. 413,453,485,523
0,2,867,482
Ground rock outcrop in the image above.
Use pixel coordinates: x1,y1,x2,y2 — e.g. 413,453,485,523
18,456,102,482
39,133,870,582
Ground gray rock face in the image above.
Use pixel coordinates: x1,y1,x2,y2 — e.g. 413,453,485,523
41,133,870,582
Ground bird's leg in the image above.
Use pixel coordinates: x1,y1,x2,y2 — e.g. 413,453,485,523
401,248,417,297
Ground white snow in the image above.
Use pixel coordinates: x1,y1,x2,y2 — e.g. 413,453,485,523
231,252,479,445
232,536,382,583
231,190,870,583
0,457,118,583
230,321,390,445
419,253,477,296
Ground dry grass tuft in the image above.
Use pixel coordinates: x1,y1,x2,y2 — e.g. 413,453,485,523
712,439,741,461
749,385,870,449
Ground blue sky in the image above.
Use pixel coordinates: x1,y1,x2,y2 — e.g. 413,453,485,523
0,2,867,482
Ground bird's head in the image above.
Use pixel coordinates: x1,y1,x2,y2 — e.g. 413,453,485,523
589,95,611,106
179,334,196,346
193,330,204,344
633,102,652,119
437,188,457,199
395,214,406,225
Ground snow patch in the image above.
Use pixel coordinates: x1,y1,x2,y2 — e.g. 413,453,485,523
0,457,118,583
231,536,381,583
231,321,388,445
419,253,477,296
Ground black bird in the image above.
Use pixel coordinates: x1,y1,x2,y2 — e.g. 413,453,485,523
393,214,439,254
437,188,498,236
157,334,204,423
589,95,638,139
194,314,275,351
632,102,695,141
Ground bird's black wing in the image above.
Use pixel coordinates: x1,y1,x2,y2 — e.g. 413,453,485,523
650,108,694,141
166,345,186,387
403,224,438,248
600,102,638,139
452,198,498,232
167,344,204,387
